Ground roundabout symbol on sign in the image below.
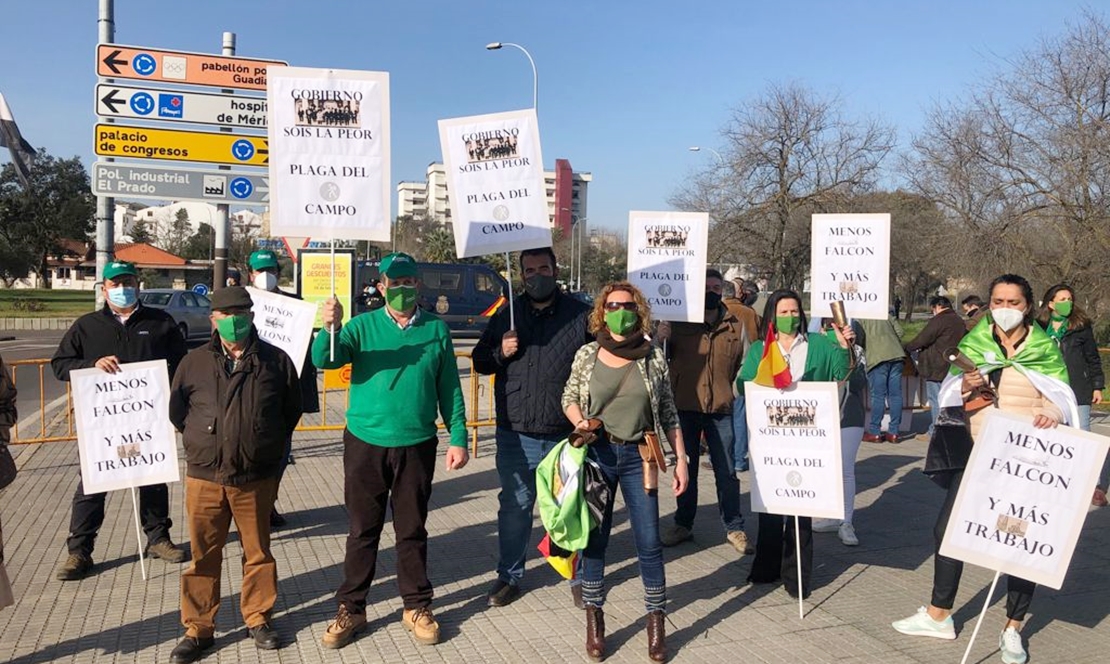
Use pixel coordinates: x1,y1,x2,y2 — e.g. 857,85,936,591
129,92,154,115
231,140,255,161
132,53,157,76
229,177,254,199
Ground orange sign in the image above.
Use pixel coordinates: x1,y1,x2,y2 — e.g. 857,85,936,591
324,365,352,390
97,44,287,91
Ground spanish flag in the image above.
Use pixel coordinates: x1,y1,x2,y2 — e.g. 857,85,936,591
754,323,792,389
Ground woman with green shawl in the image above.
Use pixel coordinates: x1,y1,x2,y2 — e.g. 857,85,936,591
892,274,1076,664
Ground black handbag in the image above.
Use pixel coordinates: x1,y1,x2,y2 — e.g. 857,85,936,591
0,446,15,491
582,459,611,528
923,407,974,489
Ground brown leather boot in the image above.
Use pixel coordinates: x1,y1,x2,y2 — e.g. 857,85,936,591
585,605,606,661
647,610,666,662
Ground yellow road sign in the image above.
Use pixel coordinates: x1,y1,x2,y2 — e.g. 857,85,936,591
94,123,269,167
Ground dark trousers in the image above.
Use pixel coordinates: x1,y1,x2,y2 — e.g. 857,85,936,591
931,470,1035,620
336,430,437,614
748,512,813,598
67,479,171,556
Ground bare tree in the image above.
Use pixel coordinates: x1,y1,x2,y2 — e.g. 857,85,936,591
673,82,895,289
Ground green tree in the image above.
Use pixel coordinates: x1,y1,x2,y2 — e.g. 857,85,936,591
162,208,191,256
422,227,457,263
182,222,214,261
129,217,153,244
0,152,95,286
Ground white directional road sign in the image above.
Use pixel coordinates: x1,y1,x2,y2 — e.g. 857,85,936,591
92,161,270,205
96,84,267,129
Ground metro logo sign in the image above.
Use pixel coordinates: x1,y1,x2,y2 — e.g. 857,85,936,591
97,44,287,91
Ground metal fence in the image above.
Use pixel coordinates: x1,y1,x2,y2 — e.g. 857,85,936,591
7,353,497,456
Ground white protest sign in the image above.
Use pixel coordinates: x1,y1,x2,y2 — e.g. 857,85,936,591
438,109,550,257
939,410,1109,589
809,214,891,320
267,66,391,241
71,360,180,494
246,287,318,376
745,381,844,519
626,211,708,323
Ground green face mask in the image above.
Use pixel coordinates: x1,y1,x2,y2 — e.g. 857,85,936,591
825,327,839,343
215,313,252,343
776,314,800,334
604,308,639,335
386,285,418,312
1052,301,1073,318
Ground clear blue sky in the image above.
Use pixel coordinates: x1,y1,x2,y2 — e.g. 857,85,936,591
1,0,1098,231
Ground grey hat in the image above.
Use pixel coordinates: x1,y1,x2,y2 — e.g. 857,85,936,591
210,286,253,311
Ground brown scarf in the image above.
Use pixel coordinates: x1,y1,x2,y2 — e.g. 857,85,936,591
596,328,653,360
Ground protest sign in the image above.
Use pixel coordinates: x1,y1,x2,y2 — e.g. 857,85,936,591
438,109,550,257
267,66,391,241
71,360,179,495
626,211,708,323
810,214,891,320
298,249,354,329
939,410,1109,589
246,287,318,376
745,381,844,519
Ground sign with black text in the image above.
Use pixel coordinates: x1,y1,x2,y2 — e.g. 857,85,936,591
626,211,708,323
745,381,844,519
438,109,550,257
939,411,1109,589
268,67,391,241
246,287,318,376
71,361,180,494
809,214,891,320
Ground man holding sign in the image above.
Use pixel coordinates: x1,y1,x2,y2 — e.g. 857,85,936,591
51,260,187,581
168,286,303,661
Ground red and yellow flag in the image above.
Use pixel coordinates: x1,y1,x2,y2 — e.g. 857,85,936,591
754,324,793,389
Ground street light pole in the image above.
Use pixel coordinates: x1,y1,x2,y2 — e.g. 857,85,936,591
688,145,725,165
486,42,538,111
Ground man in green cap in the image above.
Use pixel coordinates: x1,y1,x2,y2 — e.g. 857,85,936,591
247,249,319,528
51,260,189,580
313,252,469,649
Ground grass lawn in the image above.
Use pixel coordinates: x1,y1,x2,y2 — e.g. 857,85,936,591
0,289,96,318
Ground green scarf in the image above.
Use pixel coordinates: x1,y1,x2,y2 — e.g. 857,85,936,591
953,316,1068,383
1045,316,1067,342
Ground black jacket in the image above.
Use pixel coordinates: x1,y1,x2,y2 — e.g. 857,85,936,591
52,304,187,381
169,330,302,486
904,308,967,381
1053,324,1104,406
473,291,592,435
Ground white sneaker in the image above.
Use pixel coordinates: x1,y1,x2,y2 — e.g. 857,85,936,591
838,522,859,546
812,518,841,533
892,607,956,640
999,627,1027,664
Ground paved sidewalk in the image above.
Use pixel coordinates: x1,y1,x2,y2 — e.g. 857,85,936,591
0,414,1108,663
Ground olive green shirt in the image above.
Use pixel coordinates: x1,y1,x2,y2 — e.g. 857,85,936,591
587,359,653,441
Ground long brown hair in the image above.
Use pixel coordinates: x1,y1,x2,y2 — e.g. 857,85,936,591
1036,283,1091,332
589,281,654,337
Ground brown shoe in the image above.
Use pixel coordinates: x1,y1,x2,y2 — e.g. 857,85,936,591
402,606,440,645
862,432,883,443
883,433,901,444
571,582,585,610
726,531,754,555
585,605,606,661
321,605,366,649
147,539,188,563
1094,487,1109,507
55,552,94,581
647,609,667,662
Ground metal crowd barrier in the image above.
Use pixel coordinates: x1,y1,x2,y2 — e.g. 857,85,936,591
7,353,497,457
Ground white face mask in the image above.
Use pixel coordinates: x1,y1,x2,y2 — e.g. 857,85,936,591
253,272,278,291
991,307,1025,332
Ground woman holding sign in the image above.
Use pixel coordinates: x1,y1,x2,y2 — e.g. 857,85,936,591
562,282,690,663
893,274,1074,664
1034,284,1107,507
737,290,852,599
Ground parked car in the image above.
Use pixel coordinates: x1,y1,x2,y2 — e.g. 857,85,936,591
138,289,212,340
355,261,508,336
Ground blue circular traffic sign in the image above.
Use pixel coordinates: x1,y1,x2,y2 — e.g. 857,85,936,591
129,92,154,115
229,177,254,199
231,139,255,161
192,284,209,296
132,53,157,76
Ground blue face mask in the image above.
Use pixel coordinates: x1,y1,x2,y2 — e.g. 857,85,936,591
107,286,137,308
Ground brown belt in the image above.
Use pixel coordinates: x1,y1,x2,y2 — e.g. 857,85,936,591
607,433,644,446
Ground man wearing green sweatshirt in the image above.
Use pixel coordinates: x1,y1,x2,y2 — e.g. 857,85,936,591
312,252,469,650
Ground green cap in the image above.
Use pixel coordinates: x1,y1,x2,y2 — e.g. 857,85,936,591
249,250,279,271
379,252,418,279
103,260,137,281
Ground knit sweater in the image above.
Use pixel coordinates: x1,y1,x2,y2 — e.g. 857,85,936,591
311,307,467,447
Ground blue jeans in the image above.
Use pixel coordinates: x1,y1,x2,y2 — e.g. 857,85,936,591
867,360,903,435
926,380,942,437
674,410,745,533
731,397,750,472
494,428,564,585
580,437,665,612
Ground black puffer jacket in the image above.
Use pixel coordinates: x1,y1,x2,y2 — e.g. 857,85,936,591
169,330,302,486
1054,324,1104,406
473,292,591,435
